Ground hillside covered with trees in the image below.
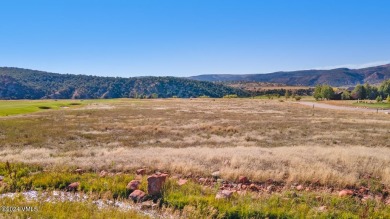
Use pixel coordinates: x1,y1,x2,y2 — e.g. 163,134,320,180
314,80,390,101
190,64,390,86
0,67,249,99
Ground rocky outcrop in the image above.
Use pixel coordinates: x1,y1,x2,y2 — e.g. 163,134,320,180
147,173,168,196
129,190,146,202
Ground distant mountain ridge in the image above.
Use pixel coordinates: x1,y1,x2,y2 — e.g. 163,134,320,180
0,67,248,99
189,64,390,86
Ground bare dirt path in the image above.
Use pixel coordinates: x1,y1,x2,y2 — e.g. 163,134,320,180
296,101,390,113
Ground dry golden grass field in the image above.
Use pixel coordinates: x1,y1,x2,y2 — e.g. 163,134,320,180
1,98,390,187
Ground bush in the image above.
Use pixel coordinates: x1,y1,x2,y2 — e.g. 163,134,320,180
38,106,51,109
314,85,334,100
223,94,238,98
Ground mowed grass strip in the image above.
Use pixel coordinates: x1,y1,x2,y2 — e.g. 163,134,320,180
0,100,83,116
0,99,124,116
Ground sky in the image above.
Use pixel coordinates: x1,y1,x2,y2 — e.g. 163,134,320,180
1,0,390,77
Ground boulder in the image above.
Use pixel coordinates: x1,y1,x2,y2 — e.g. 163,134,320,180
99,170,108,177
296,185,304,191
126,180,141,191
338,189,354,197
177,179,188,186
129,190,146,202
358,187,368,194
249,183,259,191
215,190,233,199
361,195,374,202
211,171,220,179
267,185,275,193
198,178,207,183
136,169,146,175
238,176,249,184
147,174,168,196
67,182,80,191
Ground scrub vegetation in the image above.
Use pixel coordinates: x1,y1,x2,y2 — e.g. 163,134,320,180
0,98,389,218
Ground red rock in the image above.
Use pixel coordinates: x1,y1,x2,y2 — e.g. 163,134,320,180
67,182,80,191
178,179,188,186
267,185,275,193
358,187,368,194
126,180,141,191
215,190,234,199
199,178,207,183
318,206,327,212
238,176,249,184
338,189,354,197
249,184,259,191
211,171,220,178
129,190,146,202
361,195,374,202
136,169,146,175
99,170,108,177
296,185,304,191
147,174,167,196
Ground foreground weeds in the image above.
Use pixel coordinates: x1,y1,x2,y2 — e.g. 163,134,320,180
0,197,148,219
0,162,389,218
163,180,390,219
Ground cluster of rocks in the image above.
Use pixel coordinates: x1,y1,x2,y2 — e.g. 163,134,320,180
339,187,390,204
128,170,169,203
66,169,390,207
199,172,390,205
68,168,188,206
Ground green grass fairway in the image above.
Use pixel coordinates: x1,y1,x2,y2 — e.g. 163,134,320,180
0,100,87,116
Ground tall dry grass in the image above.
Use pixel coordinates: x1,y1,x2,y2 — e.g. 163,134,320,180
0,99,390,187
1,145,390,187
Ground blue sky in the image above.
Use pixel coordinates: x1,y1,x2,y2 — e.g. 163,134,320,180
1,0,390,77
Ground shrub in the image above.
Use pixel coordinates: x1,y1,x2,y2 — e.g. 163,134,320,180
223,94,238,98
38,106,51,109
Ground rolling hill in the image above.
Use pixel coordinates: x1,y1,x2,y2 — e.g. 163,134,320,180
0,67,249,99
189,64,390,86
